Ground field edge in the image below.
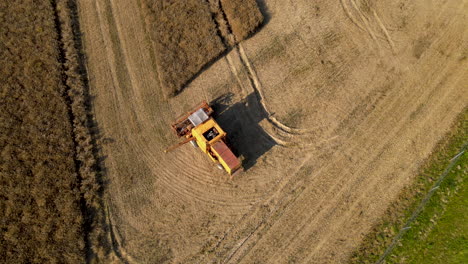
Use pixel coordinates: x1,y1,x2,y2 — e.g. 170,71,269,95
349,108,468,263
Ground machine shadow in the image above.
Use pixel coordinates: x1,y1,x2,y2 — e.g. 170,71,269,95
211,93,276,171
256,0,272,25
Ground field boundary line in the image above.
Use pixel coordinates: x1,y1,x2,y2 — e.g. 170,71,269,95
376,142,467,264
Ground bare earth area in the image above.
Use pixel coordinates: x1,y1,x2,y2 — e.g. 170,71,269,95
78,0,467,263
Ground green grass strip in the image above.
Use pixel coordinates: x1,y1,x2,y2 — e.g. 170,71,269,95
350,109,467,264
385,148,467,263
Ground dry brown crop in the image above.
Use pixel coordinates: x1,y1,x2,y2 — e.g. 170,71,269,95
142,0,226,97
0,1,85,263
220,0,264,41
142,0,263,97
54,0,110,260
0,0,108,262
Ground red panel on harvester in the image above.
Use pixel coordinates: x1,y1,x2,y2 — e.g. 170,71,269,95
212,141,240,170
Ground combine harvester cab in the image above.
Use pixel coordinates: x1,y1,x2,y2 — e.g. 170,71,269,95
166,101,242,176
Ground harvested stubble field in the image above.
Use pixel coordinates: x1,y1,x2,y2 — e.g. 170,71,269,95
77,0,467,263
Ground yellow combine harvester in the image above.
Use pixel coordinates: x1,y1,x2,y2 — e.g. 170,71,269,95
165,101,242,176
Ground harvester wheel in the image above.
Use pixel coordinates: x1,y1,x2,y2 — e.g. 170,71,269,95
190,140,198,148
216,164,224,171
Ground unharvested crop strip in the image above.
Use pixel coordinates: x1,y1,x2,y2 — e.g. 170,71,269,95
1,1,89,261
141,0,226,96
207,0,236,46
207,0,231,46
220,0,264,41
52,0,109,261
141,0,263,95
50,1,92,260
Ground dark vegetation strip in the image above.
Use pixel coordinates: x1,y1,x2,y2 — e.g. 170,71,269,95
53,0,110,261
50,0,91,261
0,1,85,262
208,0,230,46
349,109,467,263
207,0,236,47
